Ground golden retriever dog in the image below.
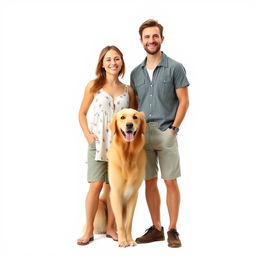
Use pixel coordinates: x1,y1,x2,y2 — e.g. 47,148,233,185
107,108,146,247
90,109,146,246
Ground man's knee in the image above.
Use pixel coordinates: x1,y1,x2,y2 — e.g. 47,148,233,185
164,179,179,190
145,177,158,191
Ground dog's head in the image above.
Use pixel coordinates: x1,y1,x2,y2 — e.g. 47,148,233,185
109,108,147,142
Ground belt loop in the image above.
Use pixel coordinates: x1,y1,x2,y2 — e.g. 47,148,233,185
147,122,158,128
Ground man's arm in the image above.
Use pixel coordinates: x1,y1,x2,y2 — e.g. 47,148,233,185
172,86,189,131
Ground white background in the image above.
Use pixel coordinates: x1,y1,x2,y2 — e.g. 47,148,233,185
1,0,256,255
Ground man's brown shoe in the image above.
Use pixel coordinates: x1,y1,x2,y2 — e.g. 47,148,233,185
167,229,182,247
135,226,165,244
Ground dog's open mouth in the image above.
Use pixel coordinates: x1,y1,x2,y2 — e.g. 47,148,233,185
121,129,137,142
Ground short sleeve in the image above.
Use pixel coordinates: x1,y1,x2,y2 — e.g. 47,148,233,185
173,63,190,89
130,72,138,96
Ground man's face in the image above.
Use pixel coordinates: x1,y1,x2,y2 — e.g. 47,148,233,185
141,26,164,55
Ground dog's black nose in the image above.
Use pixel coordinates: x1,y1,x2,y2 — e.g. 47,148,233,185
126,122,133,129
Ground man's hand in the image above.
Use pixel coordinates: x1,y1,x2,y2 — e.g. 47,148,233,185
168,128,177,136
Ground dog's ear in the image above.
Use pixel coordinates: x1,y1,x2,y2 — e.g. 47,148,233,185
139,111,147,133
109,113,117,134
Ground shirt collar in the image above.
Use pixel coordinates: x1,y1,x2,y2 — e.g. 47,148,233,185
140,52,168,68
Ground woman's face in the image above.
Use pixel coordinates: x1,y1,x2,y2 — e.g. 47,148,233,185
102,49,123,76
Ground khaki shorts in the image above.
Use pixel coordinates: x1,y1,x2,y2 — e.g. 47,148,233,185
144,122,181,180
87,141,109,183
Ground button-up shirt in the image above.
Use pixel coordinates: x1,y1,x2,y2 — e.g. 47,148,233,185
130,52,190,131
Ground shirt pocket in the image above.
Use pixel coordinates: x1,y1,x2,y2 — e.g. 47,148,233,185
135,78,146,97
159,76,175,97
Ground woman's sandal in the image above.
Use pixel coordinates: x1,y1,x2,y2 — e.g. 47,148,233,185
77,236,94,245
106,234,118,241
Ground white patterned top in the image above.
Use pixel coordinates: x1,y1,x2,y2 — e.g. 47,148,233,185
90,86,129,161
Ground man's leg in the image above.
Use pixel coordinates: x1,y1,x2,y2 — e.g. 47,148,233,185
164,179,180,230
145,177,162,230
135,177,165,243
164,179,182,247
158,131,182,247
135,123,165,244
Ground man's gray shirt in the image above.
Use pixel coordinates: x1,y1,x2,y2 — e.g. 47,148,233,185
130,52,189,131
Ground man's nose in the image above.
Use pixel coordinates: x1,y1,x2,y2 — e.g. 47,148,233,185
149,36,155,43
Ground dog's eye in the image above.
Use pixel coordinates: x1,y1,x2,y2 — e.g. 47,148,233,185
120,116,125,120
133,115,138,119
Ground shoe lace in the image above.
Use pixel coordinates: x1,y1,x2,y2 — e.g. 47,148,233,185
143,226,154,236
170,229,179,237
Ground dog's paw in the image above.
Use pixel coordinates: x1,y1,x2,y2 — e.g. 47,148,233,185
127,240,137,246
118,240,128,247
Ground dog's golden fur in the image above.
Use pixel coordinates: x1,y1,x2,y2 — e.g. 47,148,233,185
93,108,146,247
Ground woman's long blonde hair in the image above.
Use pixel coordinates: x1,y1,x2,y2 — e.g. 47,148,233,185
90,45,125,93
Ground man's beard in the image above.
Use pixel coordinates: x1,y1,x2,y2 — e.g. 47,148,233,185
144,43,161,55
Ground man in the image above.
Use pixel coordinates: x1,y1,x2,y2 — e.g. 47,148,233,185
130,19,189,248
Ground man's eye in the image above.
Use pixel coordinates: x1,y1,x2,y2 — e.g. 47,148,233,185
120,116,125,119
133,116,138,119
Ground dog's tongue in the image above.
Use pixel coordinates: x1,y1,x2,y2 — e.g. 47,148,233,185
125,132,134,141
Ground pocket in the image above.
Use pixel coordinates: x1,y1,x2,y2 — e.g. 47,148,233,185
162,78,170,87
160,128,176,146
164,128,176,136
135,79,146,97
159,77,175,98
89,140,96,148
135,78,145,86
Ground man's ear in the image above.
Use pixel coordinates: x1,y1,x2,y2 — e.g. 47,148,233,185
109,113,117,134
139,111,147,133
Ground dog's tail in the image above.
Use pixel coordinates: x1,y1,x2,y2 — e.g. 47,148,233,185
93,198,107,234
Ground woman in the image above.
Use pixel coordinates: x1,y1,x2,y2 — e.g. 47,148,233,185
77,46,135,245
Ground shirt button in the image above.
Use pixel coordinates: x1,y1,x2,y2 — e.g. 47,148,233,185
149,114,151,117
150,94,152,97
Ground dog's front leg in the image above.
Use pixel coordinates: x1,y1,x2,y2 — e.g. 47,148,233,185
110,190,128,247
125,192,139,246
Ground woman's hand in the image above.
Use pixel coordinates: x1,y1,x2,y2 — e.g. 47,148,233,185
86,133,99,146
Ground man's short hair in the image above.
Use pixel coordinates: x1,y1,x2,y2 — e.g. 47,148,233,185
139,19,164,38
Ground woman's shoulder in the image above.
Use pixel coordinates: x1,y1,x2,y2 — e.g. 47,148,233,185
126,85,134,92
120,83,133,90
84,80,99,96
86,80,95,89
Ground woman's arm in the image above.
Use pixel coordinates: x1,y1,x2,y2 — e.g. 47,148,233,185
128,85,136,109
78,81,98,144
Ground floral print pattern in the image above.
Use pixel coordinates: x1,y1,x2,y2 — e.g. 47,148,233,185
90,87,129,161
